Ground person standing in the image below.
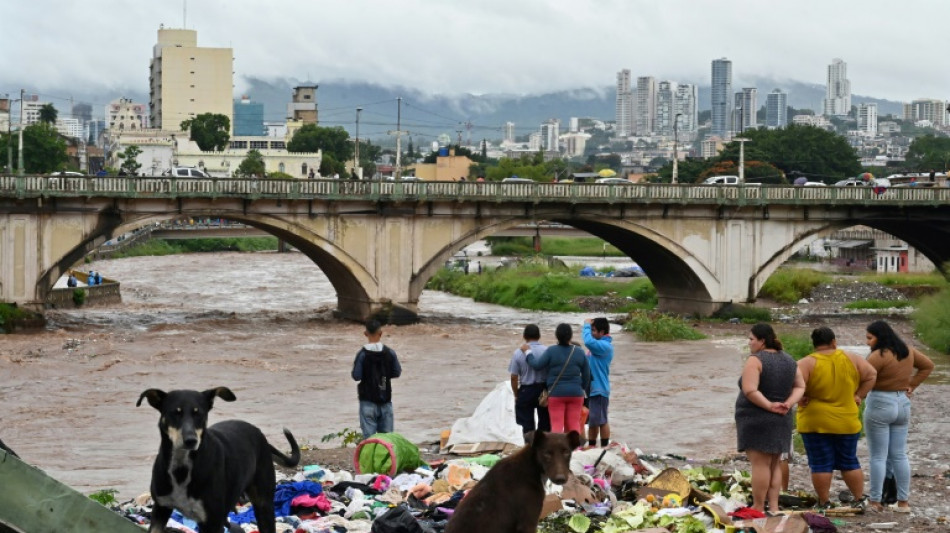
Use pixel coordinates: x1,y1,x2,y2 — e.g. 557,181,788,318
508,324,550,435
525,323,590,434
67,273,78,288
863,320,934,513
583,317,614,448
351,319,402,440
797,327,877,509
735,323,805,514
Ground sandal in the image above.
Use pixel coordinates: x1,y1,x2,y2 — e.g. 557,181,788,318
892,504,911,513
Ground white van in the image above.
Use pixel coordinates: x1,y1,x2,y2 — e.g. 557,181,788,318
703,175,741,185
164,167,211,178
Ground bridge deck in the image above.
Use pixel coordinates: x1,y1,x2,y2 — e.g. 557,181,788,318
2,175,949,207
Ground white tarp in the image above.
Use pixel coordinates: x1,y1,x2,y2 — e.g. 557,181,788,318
446,381,525,448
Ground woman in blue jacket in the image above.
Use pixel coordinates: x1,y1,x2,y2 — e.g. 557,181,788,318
525,323,590,434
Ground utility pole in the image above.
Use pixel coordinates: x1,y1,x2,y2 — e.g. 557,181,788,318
17,89,25,176
387,97,410,180
672,113,683,184
354,107,362,179
456,130,462,147
735,137,750,183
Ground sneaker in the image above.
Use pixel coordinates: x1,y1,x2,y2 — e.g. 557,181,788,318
815,500,834,511
838,490,854,504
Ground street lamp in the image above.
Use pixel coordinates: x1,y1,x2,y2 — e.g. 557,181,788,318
672,113,683,184
735,137,750,183
354,107,363,179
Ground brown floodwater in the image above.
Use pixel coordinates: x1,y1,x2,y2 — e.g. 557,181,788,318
0,252,814,499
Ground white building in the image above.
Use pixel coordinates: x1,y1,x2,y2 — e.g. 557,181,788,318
503,121,515,143
856,103,878,136
765,89,787,128
562,132,591,157
615,70,634,137
792,114,833,128
0,96,10,133
107,98,149,131
55,118,83,139
22,99,49,126
674,83,698,134
635,76,656,135
903,99,947,127
711,58,732,137
823,58,851,116
734,88,757,134
540,119,560,152
569,117,579,133
656,81,675,135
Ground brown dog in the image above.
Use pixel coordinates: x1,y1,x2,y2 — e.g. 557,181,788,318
445,430,581,533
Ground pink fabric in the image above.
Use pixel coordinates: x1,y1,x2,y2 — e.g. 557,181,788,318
547,396,585,433
291,492,332,513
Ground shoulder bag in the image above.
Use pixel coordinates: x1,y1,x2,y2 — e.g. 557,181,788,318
538,346,576,407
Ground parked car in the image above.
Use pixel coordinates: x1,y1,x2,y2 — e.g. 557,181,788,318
501,177,534,183
50,171,84,177
163,166,211,178
702,175,741,185
595,177,632,185
834,178,868,187
803,181,827,187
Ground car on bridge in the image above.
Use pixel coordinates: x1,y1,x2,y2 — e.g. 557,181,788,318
595,177,632,185
501,177,534,183
163,166,212,178
834,178,869,187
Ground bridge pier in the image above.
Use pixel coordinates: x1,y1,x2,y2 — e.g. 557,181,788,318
657,295,727,317
335,295,419,325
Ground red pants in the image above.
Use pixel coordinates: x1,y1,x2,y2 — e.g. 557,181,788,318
547,396,585,434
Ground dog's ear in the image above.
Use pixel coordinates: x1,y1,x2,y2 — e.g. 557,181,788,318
566,430,582,450
203,387,236,408
137,389,166,410
526,430,545,447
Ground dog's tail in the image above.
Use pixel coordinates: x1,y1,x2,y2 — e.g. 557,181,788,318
271,428,300,468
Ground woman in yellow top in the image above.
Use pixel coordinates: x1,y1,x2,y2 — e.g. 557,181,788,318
863,320,934,513
797,327,877,508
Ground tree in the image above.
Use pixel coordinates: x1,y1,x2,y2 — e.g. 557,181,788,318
180,113,230,151
319,153,347,177
287,124,353,165
714,124,861,179
117,145,143,175
235,149,265,177
651,158,712,183
905,135,950,171
357,140,380,178
39,104,58,124
0,123,68,173
406,138,415,160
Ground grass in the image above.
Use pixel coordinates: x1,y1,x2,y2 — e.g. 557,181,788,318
843,299,913,310
712,304,772,323
110,237,279,258
426,262,657,312
622,311,706,341
486,237,626,257
0,303,35,333
857,272,948,287
781,332,814,360
913,288,950,353
758,268,831,303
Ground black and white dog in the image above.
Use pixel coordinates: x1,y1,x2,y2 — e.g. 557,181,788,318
137,387,300,533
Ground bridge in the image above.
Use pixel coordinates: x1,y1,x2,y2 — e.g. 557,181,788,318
2,175,948,323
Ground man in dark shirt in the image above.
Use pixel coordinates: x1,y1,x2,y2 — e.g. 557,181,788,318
352,320,402,439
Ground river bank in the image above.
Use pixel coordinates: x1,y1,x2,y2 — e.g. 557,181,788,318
1,252,947,531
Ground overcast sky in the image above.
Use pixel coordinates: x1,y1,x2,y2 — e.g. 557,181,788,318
2,0,946,105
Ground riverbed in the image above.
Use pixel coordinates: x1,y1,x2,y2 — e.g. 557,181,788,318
1,251,947,518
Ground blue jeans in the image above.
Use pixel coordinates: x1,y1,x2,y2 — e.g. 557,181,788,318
863,390,911,503
359,401,394,440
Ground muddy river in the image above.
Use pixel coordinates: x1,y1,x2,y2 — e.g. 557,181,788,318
0,251,944,502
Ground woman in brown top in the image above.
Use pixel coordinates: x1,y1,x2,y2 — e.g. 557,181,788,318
863,320,934,513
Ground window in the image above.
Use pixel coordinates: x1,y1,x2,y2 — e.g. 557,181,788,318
250,141,268,150
279,163,285,173
176,169,188,177
270,141,285,149
301,163,308,175
229,140,247,149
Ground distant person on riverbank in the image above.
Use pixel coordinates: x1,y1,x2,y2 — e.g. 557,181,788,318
735,323,805,513
583,317,614,448
67,274,78,287
351,319,402,440
863,320,934,513
509,324,550,436
797,326,876,509
525,323,589,435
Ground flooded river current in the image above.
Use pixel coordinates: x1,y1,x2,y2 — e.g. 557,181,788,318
0,252,789,498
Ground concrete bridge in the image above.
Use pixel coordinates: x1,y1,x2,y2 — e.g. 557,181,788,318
2,175,949,323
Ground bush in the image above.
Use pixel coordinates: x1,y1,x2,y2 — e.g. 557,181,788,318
72,288,87,306
111,237,278,257
0,303,36,333
913,288,950,353
713,304,772,323
781,332,814,361
758,268,830,303
267,171,295,180
843,299,912,310
622,311,705,341
858,272,948,287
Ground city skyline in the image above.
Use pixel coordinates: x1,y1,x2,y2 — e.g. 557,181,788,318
1,0,947,104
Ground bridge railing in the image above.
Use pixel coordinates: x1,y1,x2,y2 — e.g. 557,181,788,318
2,175,949,206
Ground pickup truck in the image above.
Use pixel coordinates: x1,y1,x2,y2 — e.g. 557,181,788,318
702,175,759,185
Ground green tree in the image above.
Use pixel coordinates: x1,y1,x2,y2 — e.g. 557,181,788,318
905,135,950,171
319,153,347,177
117,145,143,175
715,124,861,179
39,104,58,124
0,123,68,173
180,113,231,151
287,124,353,165
650,157,713,183
406,137,415,160
235,149,265,177
357,140,380,178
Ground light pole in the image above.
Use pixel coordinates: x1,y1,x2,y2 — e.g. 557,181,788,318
735,137,750,183
672,113,683,184
354,107,362,179
18,89,25,176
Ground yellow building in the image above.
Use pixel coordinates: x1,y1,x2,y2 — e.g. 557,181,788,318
411,150,474,181
149,27,233,132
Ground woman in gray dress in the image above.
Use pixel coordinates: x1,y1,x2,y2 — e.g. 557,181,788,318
735,323,805,513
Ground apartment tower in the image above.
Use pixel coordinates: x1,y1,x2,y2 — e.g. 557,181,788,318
636,76,656,135
857,103,878,136
615,70,634,137
765,89,788,128
823,58,851,117
711,58,732,137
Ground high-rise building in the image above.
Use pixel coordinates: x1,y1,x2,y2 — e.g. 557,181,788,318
734,88,757,134
903,99,947,126
72,103,93,123
569,117,579,133
857,103,878,136
540,119,559,152
55,118,83,139
287,85,318,124
234,96,265,136
765,89,788,128
615,70,634,137
656,81,676,135
503,121,515,143
149,27,234,132
22,99,49,126
636,76,656,135
0,96,10,133
674,83,698,133
711,58,732,137
823,58,851,117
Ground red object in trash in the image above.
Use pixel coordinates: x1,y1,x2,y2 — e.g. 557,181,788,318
580,406,589,428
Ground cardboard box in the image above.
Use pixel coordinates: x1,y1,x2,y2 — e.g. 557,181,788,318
539,493,563,518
